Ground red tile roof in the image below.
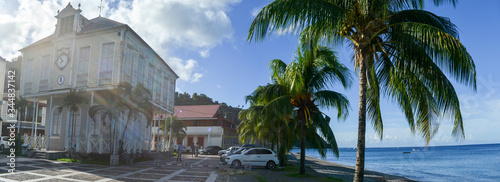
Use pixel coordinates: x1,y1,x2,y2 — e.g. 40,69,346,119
154,105,221,119
174,105,221,119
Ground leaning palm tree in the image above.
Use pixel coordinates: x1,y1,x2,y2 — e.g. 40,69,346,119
58,88,89,158
249,39,351,174
248,0,476,180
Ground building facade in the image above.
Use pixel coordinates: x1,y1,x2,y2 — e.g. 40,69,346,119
172,105,238,149
17,3,178,154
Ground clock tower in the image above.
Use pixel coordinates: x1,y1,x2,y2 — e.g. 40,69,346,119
51,3,81,90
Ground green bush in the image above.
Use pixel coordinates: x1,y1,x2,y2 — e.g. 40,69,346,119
57,158,80,163
285,172,313,178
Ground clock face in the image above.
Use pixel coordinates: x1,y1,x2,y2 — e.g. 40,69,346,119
57,75,65,85
57,54,69,70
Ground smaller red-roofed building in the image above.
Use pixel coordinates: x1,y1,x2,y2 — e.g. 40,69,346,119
154,105,239,149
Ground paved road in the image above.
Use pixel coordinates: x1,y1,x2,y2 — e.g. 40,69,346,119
0,154,220,182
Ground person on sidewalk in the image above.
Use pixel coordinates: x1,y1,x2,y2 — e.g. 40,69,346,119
195,143,199,157
191,144,195,157
177,144,182,161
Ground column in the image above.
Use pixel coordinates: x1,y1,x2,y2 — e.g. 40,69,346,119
86,91,94,153
164,110,167,152
65,110,71,151
156,107,160,152
169,113,173,151
30,96,37,149
46,95,53,150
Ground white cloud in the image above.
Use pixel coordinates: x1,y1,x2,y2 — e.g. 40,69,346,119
251,5,263,17
167,58,202,83
0,0,241,83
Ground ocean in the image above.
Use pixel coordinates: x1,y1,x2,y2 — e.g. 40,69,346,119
290,143,500,182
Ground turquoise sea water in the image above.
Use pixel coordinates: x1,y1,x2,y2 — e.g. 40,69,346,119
291,143,500,182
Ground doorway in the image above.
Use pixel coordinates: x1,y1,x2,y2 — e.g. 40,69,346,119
197,136,204,148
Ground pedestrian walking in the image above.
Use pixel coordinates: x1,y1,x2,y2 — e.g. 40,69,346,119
195,143,199,157
191,144,195,157
177,144,182,161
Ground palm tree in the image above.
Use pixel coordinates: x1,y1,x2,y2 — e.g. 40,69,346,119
14,96,29,132
89,82,153,155
238,96,298,167
245,40,351,174
58,88,89,158
248,0,476,180
115,82,153,153
159,116,187,147
88,90,122,155
14,96,30,150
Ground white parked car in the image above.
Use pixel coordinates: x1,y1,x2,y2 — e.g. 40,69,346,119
0,136,10,150
218,146,239,156
225,148,279,169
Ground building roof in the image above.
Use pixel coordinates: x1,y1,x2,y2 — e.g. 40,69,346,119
80,17,126,33
174,105,221,119
155,105,221,120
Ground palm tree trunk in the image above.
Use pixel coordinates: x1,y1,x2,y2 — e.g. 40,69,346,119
119,110,133,154
354,49,368,182
300,115,306,175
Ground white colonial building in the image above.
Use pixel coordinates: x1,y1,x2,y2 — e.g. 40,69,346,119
17,3,178,154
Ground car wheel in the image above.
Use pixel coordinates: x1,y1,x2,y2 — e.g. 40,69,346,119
232,160,242,169
266,161,276,169
0,144,4,150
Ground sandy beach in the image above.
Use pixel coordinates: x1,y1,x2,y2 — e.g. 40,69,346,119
287,153,416,182
216,153,416,182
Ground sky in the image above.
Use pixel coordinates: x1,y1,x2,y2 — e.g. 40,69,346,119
0,0,499,147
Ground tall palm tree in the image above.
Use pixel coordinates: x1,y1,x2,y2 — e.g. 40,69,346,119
14,96,29,132
88,90,122,155
89,82,153,155
248,0,476,180
247,40,351,174
58,88,89,157
159,116,187,147
14,96,30,150
238,96,298,167
115,82,153,152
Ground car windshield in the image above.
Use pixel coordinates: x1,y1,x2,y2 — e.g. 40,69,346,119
233,148,249,154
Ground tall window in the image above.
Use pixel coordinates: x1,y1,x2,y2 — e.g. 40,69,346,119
155,69,161,101
52,108,62,136
77,46,90,87
163,77,169,105
90,114,101,137
99,42,115,85
24,59,34,93
147,64,154,89
39,55,50,91
138,57,144,84
60,15,74,35
72,110,81,137
123,46,134,83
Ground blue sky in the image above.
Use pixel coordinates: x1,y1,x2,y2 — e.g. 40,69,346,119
1,0,499,147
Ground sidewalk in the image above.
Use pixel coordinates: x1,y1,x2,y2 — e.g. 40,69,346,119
0,154,220,182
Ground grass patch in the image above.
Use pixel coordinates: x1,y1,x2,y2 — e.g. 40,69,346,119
274,165,300,171
1,149,27,157
319,176,344,182
253,174,268,182
56,157,152,166
57,158,80,163
285,172,314,178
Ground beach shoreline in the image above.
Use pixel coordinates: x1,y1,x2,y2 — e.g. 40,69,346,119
287,153,416,182
216,153,416,182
